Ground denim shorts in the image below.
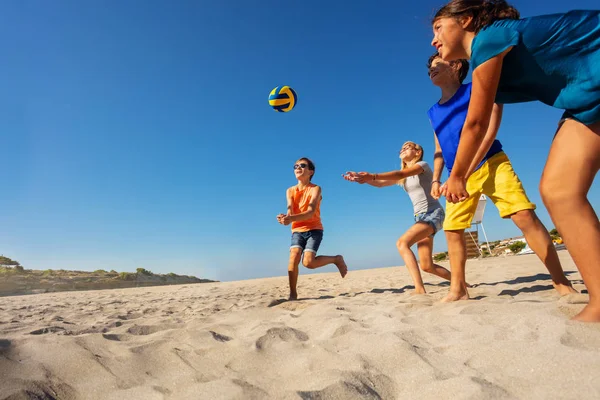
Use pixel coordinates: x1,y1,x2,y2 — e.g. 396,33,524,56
290,229,323,253
414,207,445,236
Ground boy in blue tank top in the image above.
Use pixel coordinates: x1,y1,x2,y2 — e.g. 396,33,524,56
431,0,600,322
427,53,575,303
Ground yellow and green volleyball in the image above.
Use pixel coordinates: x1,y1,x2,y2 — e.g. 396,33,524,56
269,86,297,112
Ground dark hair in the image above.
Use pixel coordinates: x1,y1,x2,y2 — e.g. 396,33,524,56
433,0,519,33
427,52,470,84
298,157,315,181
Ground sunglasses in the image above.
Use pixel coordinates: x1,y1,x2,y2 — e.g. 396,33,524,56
293,163,308,170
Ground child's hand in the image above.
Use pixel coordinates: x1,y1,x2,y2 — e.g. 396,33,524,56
342,171,359,182
441,176,468,203
276,214,286,224
280,215,292,225
346,172,372,184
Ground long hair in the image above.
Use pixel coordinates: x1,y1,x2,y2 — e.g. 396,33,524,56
433,0,519,33
398,141,424,186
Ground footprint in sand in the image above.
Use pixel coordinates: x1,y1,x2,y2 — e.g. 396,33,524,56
29,326,65,335
209,331,232,342
102,333,130,342
255,327,309,350
560,324,600,350
127,324,177,336
232,379,269,399
297,371,396,400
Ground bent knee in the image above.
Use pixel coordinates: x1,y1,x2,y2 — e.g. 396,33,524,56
396,238,411,251
539,178,582,209
302,252,316,268
420,263,434,273
510,209,537,227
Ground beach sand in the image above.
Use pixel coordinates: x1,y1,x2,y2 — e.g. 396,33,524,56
1,251,599,399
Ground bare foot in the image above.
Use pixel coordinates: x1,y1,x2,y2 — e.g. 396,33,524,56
571,304,600,323
289,293,298,301
335,255,348,278
440,289,470,303
553,282,578,296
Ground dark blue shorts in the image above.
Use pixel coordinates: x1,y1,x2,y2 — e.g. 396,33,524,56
290,230,323,253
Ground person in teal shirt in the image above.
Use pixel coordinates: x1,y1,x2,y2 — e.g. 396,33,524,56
430,0,600,322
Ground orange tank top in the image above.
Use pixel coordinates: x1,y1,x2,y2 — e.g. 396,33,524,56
291,183,323,232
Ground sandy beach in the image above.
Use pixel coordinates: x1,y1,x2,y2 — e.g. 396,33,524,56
1,251,599,399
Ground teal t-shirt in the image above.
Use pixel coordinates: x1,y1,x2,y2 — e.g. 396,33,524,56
470,10,600,125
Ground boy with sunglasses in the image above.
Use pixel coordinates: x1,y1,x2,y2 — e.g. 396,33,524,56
277,157,348,300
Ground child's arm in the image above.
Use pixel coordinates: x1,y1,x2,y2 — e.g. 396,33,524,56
343,172,397,188
285,187,293,215
345,163,425,184
431,133,445,199
277,187,294,225
365,180,398,188
464,103,504,178
280,186,321,225
442,49,509,203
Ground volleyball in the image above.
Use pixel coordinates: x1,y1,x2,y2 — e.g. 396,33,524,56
269,86,297,112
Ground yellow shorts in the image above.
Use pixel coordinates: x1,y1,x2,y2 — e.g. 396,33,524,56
443,152,536,231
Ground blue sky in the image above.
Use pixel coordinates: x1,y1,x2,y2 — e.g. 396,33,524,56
1,0,599,281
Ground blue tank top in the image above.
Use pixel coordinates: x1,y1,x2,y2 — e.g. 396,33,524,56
428,83,503,174
470,10,600,125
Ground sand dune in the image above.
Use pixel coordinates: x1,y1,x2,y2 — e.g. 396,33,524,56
1,251,599,399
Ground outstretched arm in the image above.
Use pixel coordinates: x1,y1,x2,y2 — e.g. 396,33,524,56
442,49,509,203
343,172,398,187
343,163,425,184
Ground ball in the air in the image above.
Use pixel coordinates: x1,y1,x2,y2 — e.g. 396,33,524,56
269,86,297,112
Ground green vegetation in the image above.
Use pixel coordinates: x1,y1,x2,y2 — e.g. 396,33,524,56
549,228,560,241
136,268,153,276
94,269,107,274
509,242,527,254
0,256,20,267
119,272,136,281
433,252,448,262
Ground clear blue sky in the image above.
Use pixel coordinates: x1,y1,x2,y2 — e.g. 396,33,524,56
2,0,598,281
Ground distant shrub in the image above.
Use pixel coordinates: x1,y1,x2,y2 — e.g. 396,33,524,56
43,269,54,276
14,265,25,274
119,272,136,281
110,270,118,274
94,269,107,274
433,252,448,262
136,268,153,276
167,272,177,278
509,242,527,254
